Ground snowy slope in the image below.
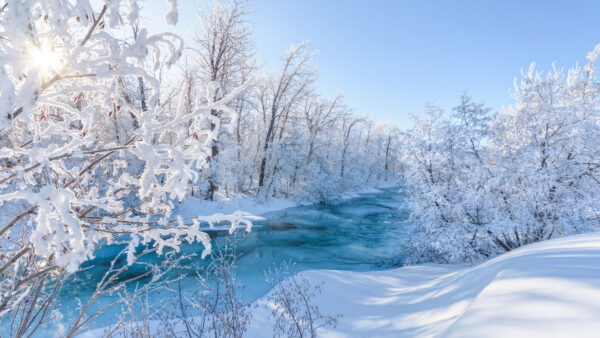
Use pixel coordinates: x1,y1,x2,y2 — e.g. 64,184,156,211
246,233,600,338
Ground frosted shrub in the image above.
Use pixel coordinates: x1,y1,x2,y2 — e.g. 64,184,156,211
403,49,600,263
265,262,340,338
157,243,252,338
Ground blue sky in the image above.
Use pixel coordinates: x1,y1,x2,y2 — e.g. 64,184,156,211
144,0,600,128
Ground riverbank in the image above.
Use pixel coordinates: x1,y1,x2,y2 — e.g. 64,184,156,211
246,232,600,337
175,181,401,220
72,185,407,337
81,232,600,337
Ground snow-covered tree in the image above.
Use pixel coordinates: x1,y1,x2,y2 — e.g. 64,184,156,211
0,0,254,327
191,0,255,200
256,42,316,194
403,48,600,263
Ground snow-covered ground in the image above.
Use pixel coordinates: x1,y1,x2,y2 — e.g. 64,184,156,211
177,193,299,218
176,182,399,220
247,232,600,337
81,232,600,337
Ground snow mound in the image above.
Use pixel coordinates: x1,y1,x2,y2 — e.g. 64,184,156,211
176,195,299,218
247,233,600,337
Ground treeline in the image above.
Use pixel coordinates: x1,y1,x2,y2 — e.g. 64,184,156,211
99,1,400,203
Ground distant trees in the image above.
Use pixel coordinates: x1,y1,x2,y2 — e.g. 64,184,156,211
402,54,600,263
173,7,399,203
339,112,365,178
256,42,316,192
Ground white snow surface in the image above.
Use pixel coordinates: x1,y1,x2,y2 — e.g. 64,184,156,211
176,183,397,221
80,231,600,338
177,195,299,219
247,232,600,337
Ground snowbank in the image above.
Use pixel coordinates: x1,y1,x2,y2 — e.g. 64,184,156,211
176,182,399,220
177,195,299,218
247,232,600,337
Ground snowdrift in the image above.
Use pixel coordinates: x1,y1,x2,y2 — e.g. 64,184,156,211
247,233,600,337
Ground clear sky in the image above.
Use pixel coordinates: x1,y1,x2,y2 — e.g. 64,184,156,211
144,0,600,128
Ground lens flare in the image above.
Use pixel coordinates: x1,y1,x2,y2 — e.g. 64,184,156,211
30,43,62,77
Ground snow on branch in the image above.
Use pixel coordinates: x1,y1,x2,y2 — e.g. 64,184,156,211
0,0,253,320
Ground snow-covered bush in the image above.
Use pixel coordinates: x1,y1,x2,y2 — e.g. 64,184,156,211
403,48,600,263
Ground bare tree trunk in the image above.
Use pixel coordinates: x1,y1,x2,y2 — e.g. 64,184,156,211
206,109,220,200
258,110,277,188
138,76,147,113
384,130,392,172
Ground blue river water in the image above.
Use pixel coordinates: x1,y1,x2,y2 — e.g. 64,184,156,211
40,186,410,335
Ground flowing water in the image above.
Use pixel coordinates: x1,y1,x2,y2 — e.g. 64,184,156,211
24,186,410,335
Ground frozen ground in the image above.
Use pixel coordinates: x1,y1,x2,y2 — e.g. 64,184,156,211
247,232,600,337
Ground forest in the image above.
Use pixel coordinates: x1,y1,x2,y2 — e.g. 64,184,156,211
1,0,599,337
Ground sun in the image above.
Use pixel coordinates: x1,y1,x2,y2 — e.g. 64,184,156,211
29,42,63,78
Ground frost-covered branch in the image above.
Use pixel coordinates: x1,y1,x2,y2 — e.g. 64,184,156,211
0,0,254,329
